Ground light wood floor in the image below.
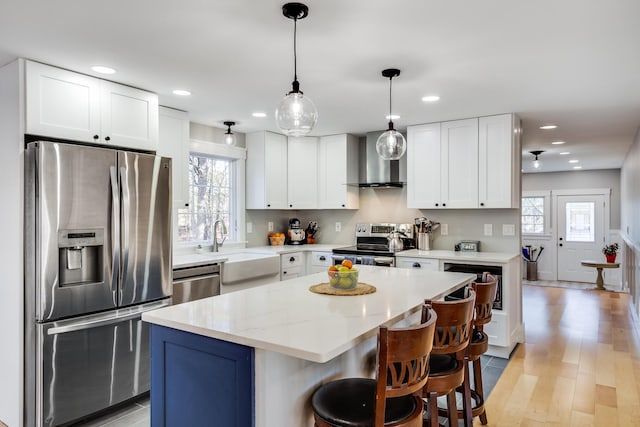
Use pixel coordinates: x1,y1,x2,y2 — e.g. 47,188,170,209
480,284,640,426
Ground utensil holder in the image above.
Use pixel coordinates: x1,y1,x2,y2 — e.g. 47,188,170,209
417,232,430,251
525,261,537,281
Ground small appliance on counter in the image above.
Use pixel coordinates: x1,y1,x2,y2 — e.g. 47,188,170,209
286,218,306,245
454,240,481,252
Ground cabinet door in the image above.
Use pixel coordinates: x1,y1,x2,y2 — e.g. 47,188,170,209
100,81,159,151
318,134,359,209
25,61,101,142
264,133,288,209
479,114,518,208
158,107,189,208
441,118,478,208
287,137,318,209
407,123,442,208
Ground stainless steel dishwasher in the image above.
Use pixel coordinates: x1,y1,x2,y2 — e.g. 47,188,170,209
172,263,221,304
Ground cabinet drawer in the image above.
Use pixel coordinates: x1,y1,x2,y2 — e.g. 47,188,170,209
281,266,303,281
396,257,439,271
310,252,331,267
484,311,508,347
281,253,303,268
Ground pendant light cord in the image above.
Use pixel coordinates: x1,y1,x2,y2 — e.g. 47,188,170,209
293,17,298,83
388,76,394,130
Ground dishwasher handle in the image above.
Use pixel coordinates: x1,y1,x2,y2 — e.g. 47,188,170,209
173,264,221,280
172,273,220,285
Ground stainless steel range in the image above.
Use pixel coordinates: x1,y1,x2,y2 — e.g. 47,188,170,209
332,223,415,267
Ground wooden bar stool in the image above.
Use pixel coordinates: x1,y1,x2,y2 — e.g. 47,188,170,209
311,304,437,427
456,274,498,425
422,288,476,427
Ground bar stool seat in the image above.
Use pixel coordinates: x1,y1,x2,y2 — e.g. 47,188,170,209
311,304,437,427
311,378,419,426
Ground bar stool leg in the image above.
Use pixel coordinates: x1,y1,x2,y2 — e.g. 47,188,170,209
425,392,439,427
446,391,458,426
473,358,488,424
462,360,474,427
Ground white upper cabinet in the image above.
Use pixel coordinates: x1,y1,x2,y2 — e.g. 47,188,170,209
246,131,288,209
317,134,359,209
158,107,189,208
478,114,521,208
26,61,101,142
441,118,479,208
25,60,159,151
407,114,519,209
287,136,318,209
407,123,441,208
99,81,158,151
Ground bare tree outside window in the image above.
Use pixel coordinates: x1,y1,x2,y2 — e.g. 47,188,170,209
177,153,232,243
522,197,545,234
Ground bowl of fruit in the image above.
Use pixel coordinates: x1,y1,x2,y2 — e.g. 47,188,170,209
328,260,359,290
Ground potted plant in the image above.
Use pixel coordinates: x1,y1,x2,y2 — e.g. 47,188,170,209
602,243,619,263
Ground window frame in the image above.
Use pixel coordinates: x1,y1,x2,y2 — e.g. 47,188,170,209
522,190,551,237
176,139,246,249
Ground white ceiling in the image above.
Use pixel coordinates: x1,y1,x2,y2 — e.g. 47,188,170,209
1,0,639,173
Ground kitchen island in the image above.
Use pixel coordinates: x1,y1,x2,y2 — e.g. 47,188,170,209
142,266,475,426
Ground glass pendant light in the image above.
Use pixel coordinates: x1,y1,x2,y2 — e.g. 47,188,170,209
530,150,544,169
223,121,236,146
376,68,406,160
275,3,318,136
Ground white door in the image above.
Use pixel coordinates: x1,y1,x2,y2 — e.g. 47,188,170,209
557,194,605,282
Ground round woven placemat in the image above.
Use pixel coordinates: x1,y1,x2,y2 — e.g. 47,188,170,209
309,282,376,296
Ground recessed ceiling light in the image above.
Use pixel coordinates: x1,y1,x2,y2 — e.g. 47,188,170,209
91,65,116,74
172,89,191,96
573,166,582,170
551,141,565,145
569,159,579,163
540,125,557,130
559,152,570,155
421,95,440,102
385,114,400,120
252,112,267,118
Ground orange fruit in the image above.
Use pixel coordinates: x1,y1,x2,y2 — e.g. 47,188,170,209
341,260,353,269
328,265,338,272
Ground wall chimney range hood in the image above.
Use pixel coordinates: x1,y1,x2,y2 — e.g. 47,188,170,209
357,131,406,188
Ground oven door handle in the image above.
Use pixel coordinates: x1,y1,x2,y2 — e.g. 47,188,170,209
373,257,394,266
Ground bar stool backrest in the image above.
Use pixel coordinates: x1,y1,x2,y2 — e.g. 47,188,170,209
424,288,476,356
374,304,437,426
472,274,498,327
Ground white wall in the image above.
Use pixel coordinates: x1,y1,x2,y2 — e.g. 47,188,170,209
0,59,24,426
246,186,522,254
621,126,640,314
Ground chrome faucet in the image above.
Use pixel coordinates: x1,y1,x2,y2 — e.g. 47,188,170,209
212,219,228,252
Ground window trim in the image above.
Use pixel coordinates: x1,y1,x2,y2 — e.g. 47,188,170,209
176,139,246,249
522,190,551,237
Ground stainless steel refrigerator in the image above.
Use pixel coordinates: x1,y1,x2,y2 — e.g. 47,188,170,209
24,141,172,427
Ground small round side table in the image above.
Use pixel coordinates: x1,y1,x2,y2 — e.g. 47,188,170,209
581,260,620,290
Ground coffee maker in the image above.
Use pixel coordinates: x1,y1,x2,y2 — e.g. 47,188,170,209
286,218,306,245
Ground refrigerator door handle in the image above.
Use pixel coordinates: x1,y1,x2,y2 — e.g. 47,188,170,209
120,166,130,293
109,166,121,303
47,300,170,335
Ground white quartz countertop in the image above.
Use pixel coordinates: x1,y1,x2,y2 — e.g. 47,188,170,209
143,266,475,363
396,249,518,264
173,244,346,268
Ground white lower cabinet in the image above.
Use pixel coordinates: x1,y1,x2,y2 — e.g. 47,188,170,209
281,252,305,281
396,257,439,271
308,251,332,274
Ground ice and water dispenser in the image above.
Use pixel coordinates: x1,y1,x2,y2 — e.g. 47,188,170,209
58,229,104,286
